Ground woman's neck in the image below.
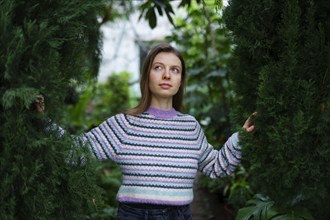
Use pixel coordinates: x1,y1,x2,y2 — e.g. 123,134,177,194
150,98,173,110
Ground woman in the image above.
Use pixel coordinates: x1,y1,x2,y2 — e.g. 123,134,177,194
36,43,255,219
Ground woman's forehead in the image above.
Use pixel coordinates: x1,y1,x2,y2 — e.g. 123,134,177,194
153,52,181,66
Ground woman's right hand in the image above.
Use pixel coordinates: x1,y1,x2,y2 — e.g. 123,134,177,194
34,95,45,113
242,112,257,133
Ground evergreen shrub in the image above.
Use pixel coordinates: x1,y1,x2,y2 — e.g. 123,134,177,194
0,0,105,219
224,0,330,218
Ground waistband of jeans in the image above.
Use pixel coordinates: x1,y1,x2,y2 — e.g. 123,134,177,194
120,202,189,210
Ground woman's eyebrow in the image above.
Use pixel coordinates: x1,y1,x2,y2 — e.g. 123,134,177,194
172,65,182,70
152,62,181,69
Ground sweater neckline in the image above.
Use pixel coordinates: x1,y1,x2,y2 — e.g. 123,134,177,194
146,107,178,119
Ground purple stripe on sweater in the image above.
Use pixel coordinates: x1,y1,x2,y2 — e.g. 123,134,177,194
121,156,197,165
121,168,196,176
117,197,192,206
121,146,200,155
123,130,203,145
121,121,200,136
128,144,197,151
120,130,200,143
121,114,196,129
122,138,200,148
123,176,193,185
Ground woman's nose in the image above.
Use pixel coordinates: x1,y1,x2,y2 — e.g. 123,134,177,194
163,69,171,79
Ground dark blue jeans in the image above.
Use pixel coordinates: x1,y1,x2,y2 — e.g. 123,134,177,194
117,203,192,220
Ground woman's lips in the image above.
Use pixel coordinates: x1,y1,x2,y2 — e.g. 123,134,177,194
159,83,172,89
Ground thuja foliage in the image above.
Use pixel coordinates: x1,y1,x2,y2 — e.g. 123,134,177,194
224,0,330,218
0,0,106,219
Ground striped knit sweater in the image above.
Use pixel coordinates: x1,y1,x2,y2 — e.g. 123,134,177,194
79,107,241,206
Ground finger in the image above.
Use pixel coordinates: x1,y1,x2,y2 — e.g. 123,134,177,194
246,112,257,125
246,125,255,133
243,118,252,128
249,112,257,121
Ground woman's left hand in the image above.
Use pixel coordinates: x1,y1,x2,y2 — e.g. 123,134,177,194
34,95,45,113
242,112,257,133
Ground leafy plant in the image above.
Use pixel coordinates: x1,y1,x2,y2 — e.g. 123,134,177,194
236,194,314,220
199,164,253,211
225,165,253,209
138,0,204,29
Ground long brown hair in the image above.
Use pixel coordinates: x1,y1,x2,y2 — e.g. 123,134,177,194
125,43,186,116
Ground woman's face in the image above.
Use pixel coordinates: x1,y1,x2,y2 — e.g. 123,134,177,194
149,52,182,102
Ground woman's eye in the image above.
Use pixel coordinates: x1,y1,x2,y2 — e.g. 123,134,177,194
154,65,162,70
171,68,180,74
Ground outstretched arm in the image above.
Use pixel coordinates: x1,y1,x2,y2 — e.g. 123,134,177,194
33,94,120,162
198,113,256,178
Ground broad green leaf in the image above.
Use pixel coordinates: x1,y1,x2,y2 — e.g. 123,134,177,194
236,195,275,220
271,215,296,220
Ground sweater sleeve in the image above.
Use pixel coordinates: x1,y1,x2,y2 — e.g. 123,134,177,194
198,125,242,179
79,115,122,162
46,115,121,162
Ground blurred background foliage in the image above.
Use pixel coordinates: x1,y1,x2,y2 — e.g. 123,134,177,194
64,72,131,133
